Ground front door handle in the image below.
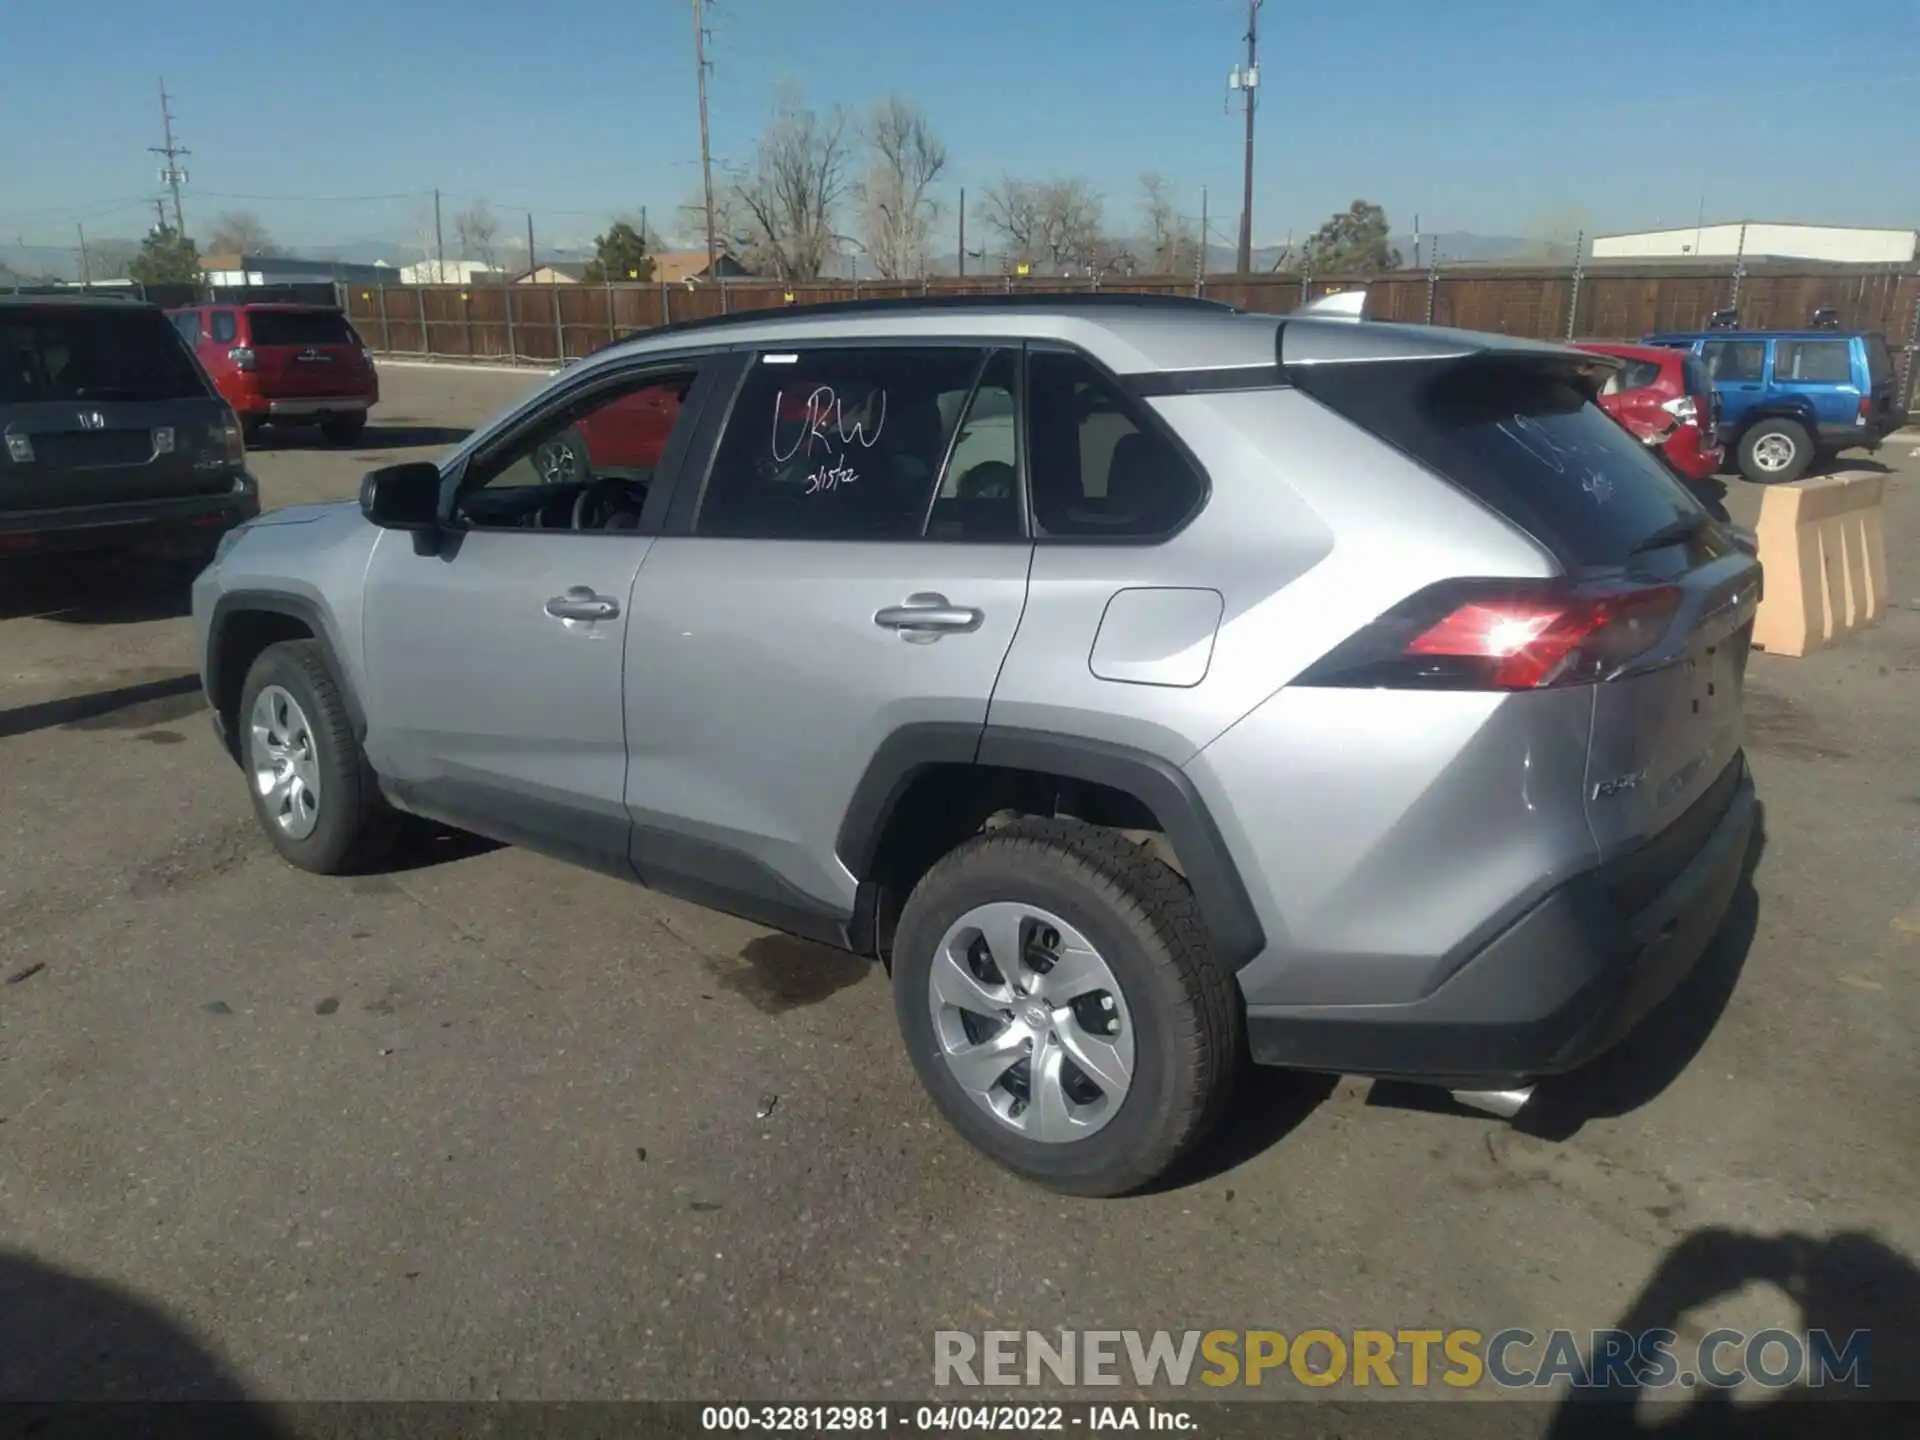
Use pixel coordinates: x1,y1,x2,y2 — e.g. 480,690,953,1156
545,585,620,621
873,592,984,635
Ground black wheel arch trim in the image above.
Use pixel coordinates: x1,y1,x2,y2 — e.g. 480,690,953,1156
206,589,367,749
835,721,1267,972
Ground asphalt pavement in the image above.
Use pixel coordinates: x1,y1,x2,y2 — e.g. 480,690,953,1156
1,365,1915,1417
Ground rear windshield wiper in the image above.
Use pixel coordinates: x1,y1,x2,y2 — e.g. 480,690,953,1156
1629,512,1711,555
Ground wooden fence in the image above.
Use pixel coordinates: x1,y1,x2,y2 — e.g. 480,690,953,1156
337,261,1920,415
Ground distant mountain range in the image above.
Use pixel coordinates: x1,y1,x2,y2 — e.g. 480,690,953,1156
3,229,1552,285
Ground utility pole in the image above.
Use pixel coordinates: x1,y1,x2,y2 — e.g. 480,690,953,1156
77,223,92,287
526,211,536,277
640,205,649,272
154,198,169,233
433,188,446,283
150,78,190,235
693,0,718,275
1228,1,1262,274
1196,186,1209,293
957,188,966,277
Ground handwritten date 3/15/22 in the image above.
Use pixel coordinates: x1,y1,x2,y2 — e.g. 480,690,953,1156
805,459,860,494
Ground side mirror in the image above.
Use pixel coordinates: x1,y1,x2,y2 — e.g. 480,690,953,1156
360,462,442,531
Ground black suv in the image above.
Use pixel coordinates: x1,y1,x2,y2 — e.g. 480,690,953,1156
2,295,258,560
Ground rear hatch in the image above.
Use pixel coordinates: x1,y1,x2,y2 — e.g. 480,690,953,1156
1680,353,1720,438
2,303,241,511
1292,350,1760,871
243,308,371,399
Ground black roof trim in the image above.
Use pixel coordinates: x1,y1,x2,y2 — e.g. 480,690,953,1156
1125,363,1289,397
588,290,1241,357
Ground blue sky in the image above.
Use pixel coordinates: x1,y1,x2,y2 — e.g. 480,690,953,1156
1,0,1915,258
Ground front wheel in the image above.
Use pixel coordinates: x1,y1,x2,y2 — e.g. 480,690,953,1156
1738,419,1811,484
239,641,399,874
892,818,1241,1196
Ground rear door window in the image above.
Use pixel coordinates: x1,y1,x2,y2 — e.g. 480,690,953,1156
1292,357,1703,571
248,310,356,347
0,305,208,403
211,311,237,344
1702,340,1766,382
1772,340,1852,384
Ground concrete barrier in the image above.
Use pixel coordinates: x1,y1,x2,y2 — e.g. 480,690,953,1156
1750,471,1889,657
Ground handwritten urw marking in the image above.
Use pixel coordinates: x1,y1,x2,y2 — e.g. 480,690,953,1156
770,384,888,464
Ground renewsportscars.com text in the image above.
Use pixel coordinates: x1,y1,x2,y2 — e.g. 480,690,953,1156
933,1327,1872,1391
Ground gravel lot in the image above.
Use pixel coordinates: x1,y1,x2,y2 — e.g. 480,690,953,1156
2,364,1915,1421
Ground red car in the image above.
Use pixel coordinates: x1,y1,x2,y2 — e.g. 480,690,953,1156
168,303,379,446
1576,341,1723,482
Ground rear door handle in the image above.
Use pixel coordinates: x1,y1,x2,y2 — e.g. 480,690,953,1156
545,585,620,621
873,592,983,635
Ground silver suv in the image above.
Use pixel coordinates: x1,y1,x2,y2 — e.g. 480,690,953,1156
193,295,1760,1195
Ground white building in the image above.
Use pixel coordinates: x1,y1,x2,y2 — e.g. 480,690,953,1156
1592,222,1918,265
399,259,504,285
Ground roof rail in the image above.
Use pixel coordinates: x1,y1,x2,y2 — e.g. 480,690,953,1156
587,288,1242,357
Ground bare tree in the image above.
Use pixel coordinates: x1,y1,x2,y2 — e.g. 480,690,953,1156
856,95,946,279
206,210,280,257
724,86,852,282
453,200,501,271
981,175,1105,275
1138,173,1199,275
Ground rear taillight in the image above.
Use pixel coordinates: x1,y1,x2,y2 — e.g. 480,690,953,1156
1297,580,1682,691
1661,395,1698,424
361,346,375,367
229,346,257,372
1858,396,1871,423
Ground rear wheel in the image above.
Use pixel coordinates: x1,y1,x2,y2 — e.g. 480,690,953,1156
1738,419,1811,484
320,414,367,446
891,818,1241,1196
239,641,399,874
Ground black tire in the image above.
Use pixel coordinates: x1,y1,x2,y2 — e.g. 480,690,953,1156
1737,418,1811,484
240,417,265,445
320,414,367,447
532,426,594,487
892,818,1242,1197
237,640,399,875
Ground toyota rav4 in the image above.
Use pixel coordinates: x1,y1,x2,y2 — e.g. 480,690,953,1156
193,294,1761,1195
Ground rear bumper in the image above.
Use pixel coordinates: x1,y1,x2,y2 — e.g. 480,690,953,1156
1246,758,1756,1086
1661,425,1724,481
0,474,260,554
264,397,372,418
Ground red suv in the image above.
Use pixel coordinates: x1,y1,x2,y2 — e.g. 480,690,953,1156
1575,341,1723,482
168,303,378,445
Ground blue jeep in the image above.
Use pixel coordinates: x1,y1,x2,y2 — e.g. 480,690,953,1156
1644,329,1901,483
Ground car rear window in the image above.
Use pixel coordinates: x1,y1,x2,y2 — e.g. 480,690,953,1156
0,305,209,404
1866,335,1893,387
1611,358,1662,392
248,310,357,347
1293,356,1702,570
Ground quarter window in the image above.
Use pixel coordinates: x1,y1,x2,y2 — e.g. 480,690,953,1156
211,311,238,345
1026,349,1203,538
697,347,998,541
1772,341,1852,385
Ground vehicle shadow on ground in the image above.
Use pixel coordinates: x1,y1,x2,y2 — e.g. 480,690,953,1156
245,422,469,454
375,817,504,873
1366,809,1767,1143
1544,1226,1919,1435
0,674,203,741
1148,1068,1340,1193
0,553,196,624
0,1247,287,1423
